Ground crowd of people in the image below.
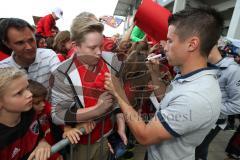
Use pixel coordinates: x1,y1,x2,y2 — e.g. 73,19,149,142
0,4,240,160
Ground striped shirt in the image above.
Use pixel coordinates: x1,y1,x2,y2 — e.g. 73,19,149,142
0,48,60,88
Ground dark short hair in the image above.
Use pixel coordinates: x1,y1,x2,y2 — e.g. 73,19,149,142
168,7,223,57
28,80,47,98
0,18,35,43
0,18,12,54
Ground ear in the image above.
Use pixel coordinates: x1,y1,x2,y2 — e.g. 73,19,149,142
71,41,76,47
187,36,200,52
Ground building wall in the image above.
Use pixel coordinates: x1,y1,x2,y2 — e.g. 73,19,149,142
158,0,239,38
120,0,239,39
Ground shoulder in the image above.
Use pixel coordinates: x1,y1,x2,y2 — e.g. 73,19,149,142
101,51,115,64
44,14,53,20
220,60,240,81
37,48,56,56
53,56,74,73
165,82,220,115
0,57,13,67
36,48,59,61
226,62,240,72
0,109,37,149
36,49,60,72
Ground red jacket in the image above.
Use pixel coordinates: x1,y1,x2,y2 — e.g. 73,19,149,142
37,101,61,160
36,14,56,37
0,110,41,160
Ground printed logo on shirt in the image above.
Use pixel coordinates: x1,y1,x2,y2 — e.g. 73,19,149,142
39,114,48,125
30,120,39,135
11,147,20,159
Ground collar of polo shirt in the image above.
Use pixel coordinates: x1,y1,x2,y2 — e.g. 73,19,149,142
175,68,218,83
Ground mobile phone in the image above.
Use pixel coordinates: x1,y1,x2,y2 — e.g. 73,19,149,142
107,132,127,159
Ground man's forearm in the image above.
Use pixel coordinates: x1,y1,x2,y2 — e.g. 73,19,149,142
116,94,148,144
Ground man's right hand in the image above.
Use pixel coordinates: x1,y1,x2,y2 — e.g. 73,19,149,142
146,53,161,76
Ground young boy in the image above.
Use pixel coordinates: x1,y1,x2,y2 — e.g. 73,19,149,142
28,80,63,160
0,67,51,160
29,80,94,159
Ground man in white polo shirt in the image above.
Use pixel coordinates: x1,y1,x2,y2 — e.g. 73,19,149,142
104,7,223,160
0,18,60,88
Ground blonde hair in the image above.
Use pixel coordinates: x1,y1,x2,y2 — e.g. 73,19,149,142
77,12,97,20
70,13,104,44
0,67,26,97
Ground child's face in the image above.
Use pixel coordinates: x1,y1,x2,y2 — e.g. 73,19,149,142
0,76,32,112
32,96,45,114
38,38,47,48
65,40,73,51
51,29,58,36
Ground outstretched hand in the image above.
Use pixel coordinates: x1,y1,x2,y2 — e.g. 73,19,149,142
27,140,51,160
104,73,125,99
